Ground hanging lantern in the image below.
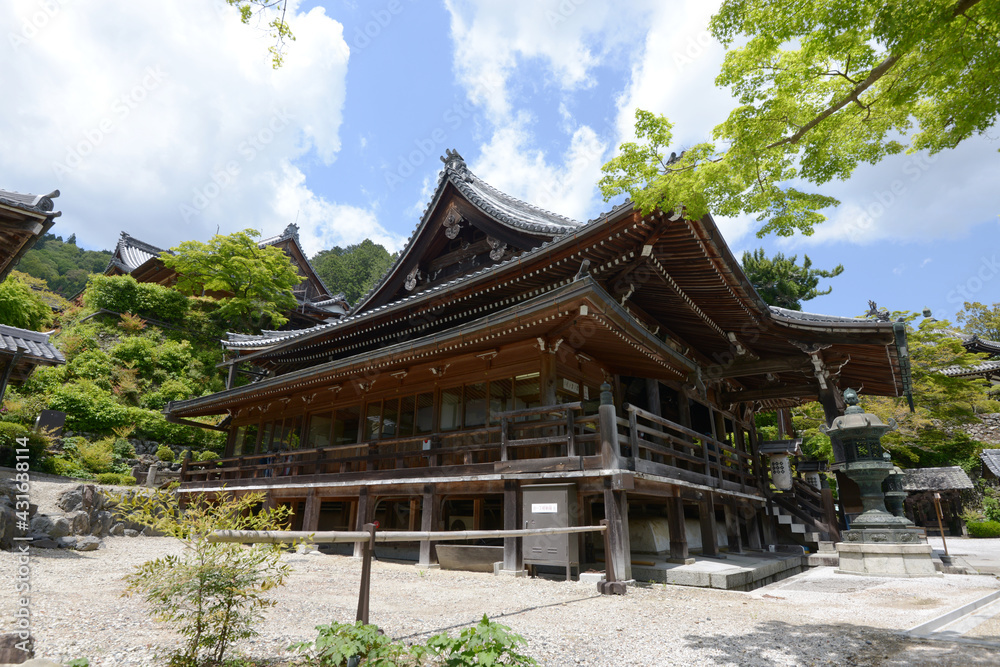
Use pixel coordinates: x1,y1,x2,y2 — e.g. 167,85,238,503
759,439,803,492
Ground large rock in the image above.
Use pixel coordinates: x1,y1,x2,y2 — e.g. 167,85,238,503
75,536,101,551
29,515,69,539
124,528,140,537
0,631,33,663
56,536,77,549
65,510,90,535
90,510,114,537
109,522,125,537
0,505,15,550
56,486,84,512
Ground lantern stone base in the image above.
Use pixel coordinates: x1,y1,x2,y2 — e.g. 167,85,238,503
835,542,941,578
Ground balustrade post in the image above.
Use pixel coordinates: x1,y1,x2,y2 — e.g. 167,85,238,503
627,407,639,471
598,383,622,470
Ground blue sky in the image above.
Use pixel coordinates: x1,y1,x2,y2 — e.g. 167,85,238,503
2,0,997,321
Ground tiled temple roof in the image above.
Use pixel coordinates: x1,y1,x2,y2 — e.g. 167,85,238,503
108,232,169,273
981,449,1000,477
902,466,974,491
0,324,64,364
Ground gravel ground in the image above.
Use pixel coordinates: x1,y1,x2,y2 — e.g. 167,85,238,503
2,478,998,666
1,535,998,667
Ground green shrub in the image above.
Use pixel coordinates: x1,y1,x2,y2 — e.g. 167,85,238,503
84,274,188,324
68,349,114,387
112,438,136,460
156,445,175,462
116,491,292,666
0,422,50,468
111,336,159,377
78,438,115,474
291,615,538,666
50,380,128,433
983,487,1000,523
50,456,94,479
97,472,137,486
196,450,219,462
156,340,193,375
967,521,1000,538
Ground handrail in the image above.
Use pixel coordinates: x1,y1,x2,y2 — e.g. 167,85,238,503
496,401,583,419
208,524,606,544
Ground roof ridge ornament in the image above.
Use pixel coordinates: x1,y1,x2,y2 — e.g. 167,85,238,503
441,149,467,174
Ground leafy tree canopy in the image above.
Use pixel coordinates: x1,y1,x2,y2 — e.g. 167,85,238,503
162,229,302,333
957,301,1000,341
226,0,294,68
601,0,1000,238
741,248,843,310
312,239,395,306
0,271,62,331
792,313,1000,469
17,233,112,297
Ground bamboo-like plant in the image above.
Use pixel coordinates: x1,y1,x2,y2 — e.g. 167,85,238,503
113,490,293,666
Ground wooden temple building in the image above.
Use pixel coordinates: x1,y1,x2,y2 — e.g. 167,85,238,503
0,188,66,404
168,151,913,580
104,224,349,327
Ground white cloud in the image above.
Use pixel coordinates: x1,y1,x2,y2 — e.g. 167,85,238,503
444,0,653,123
471,115,608,222
0,0,404,255
781,137,1000,247
443,0,660,224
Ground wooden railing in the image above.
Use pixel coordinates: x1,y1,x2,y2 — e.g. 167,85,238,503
619,404,755,493
181,400,762,496
182,402,604,485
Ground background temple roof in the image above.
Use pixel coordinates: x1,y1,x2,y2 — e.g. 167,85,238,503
902,466,974,491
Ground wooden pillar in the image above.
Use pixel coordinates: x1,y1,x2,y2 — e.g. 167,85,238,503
745,504,763,549
419,485,439,566
0,351,24,406
645,379,661,416
353,489,370,558
502,480,523,572
667,488,688,561
759,506,776,547
473,498,483,530
599,384,622,469
540,351,557,405
603,481,631,581
699,492,718,557
724,500,743,554
408,498,419,532
302,490,321,533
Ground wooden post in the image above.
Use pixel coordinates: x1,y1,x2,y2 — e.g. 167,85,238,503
934,492,949,556
821,486,840,541
353,489,370,558
628,407,640,471
540,351,557,405
408,498,419,532
598,383,622,469
419,485,439,566
0,350,23,406
500,416,509,462
566,409,576,458
602,481,631,581
302,490,321,533
667,488,688,561
699,492,718,557
356,523,376,624
645,379,661,417
502,480,523,572
745,506,763,550
473,498,483,531
724,500,743,554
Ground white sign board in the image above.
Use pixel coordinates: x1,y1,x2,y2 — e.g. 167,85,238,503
531,503,558,514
